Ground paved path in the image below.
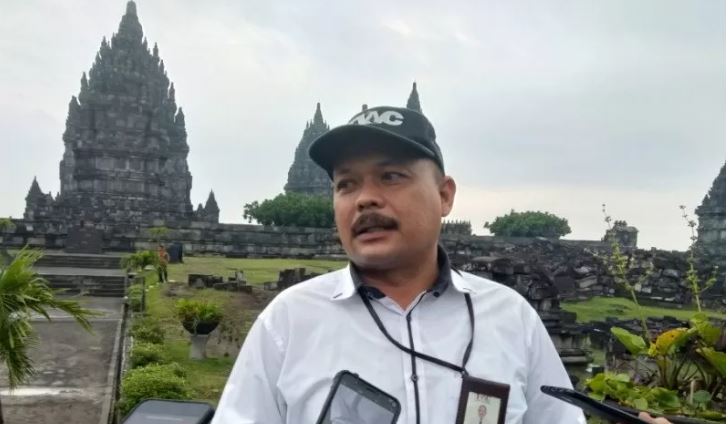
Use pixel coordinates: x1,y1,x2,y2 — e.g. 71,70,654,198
0,297,124,424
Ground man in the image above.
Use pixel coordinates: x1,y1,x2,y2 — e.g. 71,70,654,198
212,106,670,423
157,244,169,283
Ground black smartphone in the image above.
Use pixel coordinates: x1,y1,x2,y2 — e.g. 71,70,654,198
315,370,401,424
122,399,214,424
541,385,645,424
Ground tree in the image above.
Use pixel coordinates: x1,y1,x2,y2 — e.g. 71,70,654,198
0,219,14,267
484,210,571,238
147,226,169,244
0,249,97,423
243,193,333,228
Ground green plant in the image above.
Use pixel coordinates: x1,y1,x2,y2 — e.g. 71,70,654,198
600,204,651,339
130,318,164,344
0,218,13,233
127,284,145,312
121,250,159,272
0,248,98,423
0,219,14,268
175,299,223,334
118,363,191,417
243,192,333,228
679,205,718,312
129,342,168,368
483,209,571,238
148,226,169,243
591,205,726,421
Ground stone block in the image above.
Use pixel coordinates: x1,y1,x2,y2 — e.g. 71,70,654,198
662,269,680,279
576,276,598,289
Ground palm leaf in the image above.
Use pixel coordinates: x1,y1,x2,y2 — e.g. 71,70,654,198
0,248,99,389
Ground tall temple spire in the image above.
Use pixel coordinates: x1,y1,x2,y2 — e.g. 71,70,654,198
27,177,43,199
40,0,200,225
126,0,137,16
117,0,143,43
205,191,220,213
284,103,332,196
406,81,422,113
695,163,726,257
313,102,324,126
195,190,220,223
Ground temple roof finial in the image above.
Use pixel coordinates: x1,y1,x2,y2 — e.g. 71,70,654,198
312,102,324,126
126,1,137,17
406,81,422,113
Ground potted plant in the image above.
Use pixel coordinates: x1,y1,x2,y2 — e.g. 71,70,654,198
175,299,223,359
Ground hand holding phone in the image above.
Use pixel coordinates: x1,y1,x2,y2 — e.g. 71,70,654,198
540,385,645,424
316,371,401,424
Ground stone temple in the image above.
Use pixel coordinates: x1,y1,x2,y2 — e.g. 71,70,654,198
284,82,424,196
24,1,215,225
695,163,726,258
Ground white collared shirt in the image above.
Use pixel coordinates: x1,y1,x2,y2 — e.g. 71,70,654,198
212,267,586,424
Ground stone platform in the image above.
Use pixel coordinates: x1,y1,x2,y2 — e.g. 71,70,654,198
0,297,125,424
33,252,127,297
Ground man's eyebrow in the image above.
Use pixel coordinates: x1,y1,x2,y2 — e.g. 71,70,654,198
375,158,412,167
333,167,351,177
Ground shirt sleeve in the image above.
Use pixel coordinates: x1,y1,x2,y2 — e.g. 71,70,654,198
211,314,287,424
521,306,587,424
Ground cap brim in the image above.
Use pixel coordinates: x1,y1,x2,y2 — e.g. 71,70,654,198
308,124,438,178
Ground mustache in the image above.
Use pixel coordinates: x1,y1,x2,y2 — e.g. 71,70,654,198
351,213,399,236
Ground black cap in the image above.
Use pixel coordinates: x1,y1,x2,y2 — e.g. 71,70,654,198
308,106,444,178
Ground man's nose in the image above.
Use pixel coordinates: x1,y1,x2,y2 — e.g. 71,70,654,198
355,180,384,211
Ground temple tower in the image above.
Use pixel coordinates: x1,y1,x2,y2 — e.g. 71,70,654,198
47,1,195,225
284,103,332,197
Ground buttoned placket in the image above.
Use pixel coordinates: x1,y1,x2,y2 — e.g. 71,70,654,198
371,291,432,424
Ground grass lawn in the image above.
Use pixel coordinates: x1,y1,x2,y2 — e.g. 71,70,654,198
167,256,346,285
562,296,725,323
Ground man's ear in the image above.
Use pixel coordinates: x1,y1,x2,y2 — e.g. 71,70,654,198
439,175,456,217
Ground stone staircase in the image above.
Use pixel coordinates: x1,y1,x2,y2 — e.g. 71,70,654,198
34,252,127,297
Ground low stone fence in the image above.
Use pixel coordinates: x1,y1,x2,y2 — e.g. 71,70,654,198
1,219,724,307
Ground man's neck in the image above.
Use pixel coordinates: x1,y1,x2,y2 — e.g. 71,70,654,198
357,248,439,309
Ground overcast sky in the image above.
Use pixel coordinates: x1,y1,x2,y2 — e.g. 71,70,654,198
0,0,724,251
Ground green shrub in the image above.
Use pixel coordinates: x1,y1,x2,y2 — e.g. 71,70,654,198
127,284,144,312
484,210,571,238
121,250,159,272
118,363,190,417
129,342,167,368
130,318,164,344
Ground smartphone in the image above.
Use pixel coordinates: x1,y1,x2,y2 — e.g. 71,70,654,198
541,385,645,424
315,370,401,424
122,399,214,424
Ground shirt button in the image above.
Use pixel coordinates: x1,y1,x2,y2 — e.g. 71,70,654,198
411,374,418,382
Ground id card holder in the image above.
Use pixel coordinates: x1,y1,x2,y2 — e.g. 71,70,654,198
454,375,510,424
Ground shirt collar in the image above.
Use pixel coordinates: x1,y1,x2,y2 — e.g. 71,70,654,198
331,245,468,301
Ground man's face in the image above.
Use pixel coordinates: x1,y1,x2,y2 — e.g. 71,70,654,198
332,146,456,270
478,405,487,417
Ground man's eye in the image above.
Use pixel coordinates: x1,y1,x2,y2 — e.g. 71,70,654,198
335,180,353,191
382,172,406,182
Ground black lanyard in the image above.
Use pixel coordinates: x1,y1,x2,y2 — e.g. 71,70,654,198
357,289,475,376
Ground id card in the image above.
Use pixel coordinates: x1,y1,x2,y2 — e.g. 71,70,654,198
454,375,510,424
